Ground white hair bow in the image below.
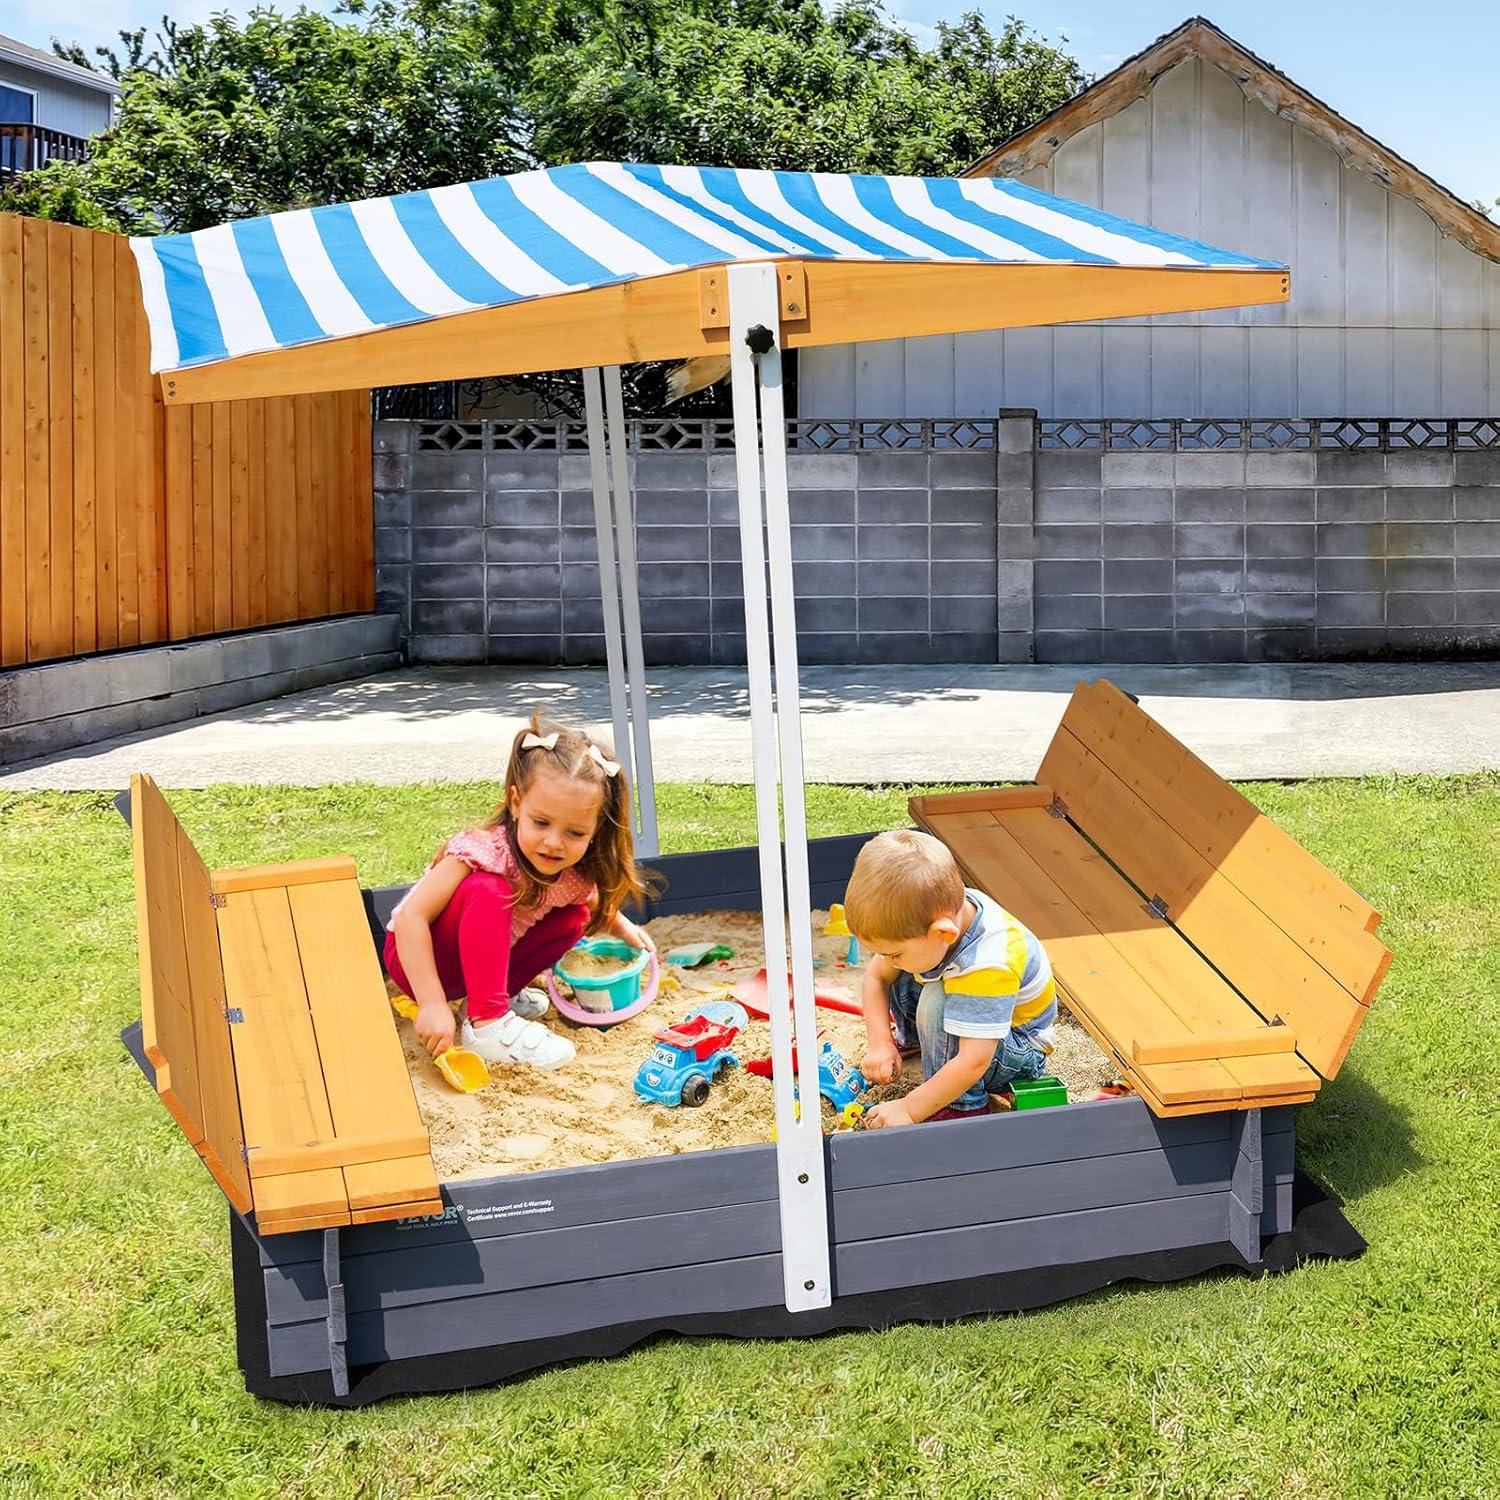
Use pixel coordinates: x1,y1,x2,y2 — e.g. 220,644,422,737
585,744,622,777
521,730,560,752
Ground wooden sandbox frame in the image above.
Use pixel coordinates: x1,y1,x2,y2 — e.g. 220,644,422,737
123,681,1387,1404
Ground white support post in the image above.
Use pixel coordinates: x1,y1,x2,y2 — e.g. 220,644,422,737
604,367,659,856
581,367,658,856
728,262,831,1313
582,370,636,792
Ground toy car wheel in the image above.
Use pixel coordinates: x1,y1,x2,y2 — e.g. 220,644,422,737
681,1075,711,1107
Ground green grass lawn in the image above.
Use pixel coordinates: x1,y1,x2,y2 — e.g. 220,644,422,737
1,778,1496,1498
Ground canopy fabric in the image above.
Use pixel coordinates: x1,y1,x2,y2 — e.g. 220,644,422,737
130,162,1283,375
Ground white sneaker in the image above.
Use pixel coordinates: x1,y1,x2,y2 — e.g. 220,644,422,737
462,1013,575,1070
509,985,550,1020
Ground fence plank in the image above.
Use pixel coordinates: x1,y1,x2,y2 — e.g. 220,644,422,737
21,218,50,660
191,403,214,637
45,222,73,655
293,395,317,618
229,401,250,628
163,405,193,640
111,234,140,645
70,231,96,654
352,393,373,610
91,232,117,651
212,402,232,631
264,396,295,620
0,215,23,666
247,398,268,624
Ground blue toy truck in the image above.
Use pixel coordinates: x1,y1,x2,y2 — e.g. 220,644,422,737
633,1013,741,1107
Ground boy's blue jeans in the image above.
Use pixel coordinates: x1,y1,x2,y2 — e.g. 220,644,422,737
889,973,1048,1112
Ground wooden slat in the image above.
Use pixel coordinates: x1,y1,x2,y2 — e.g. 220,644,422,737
264,396,295,620
293,394,318,618
211,856,357,894
289,878,440,1216
1133,1031,1296,1065
142,356,167,644
352,392,374,610
247,1131,432,1178
174,809,253,1214
111,234,141,645
21,218,49,660
229,401,250,628
246,398,268,624
91,231,117,651
351,1196,445,1227
1057,681,1390,992
190,402,214,636
335,392,356,612
996,805,1319,1102
922,808,1242,1107
215,885,349,1230
0,214,23,666
1037,728,1371,1079
159,261,1286,406
211,401,232,631
909,786,1055,816
44,222,72,655
161,406,192,639
131,774,206,1146
308,391,332,618
69,230,96,654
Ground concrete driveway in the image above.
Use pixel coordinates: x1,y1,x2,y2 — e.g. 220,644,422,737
2,661,1496,789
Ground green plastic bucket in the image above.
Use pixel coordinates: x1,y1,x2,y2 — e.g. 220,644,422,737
555,937,650,1012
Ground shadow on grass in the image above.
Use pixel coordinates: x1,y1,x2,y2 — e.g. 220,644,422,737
1293,1063,1423,1207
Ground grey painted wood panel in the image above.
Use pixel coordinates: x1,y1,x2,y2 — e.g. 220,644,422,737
264,1198,780,1326
800,54,1500,419
833,1135,1294,1243
257,1140,781,1269
833,1191,1231,1299
261,1133,1295,1326
268,1251,789,1376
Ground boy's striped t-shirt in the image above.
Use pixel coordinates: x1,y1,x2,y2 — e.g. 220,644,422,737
916,887,1057,1043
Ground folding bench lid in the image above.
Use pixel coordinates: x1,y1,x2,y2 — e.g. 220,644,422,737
130,774,443,1234
911,682,1391,1115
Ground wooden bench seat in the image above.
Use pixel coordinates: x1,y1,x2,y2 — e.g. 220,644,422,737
912,680,1390,1117
131,774,442,1234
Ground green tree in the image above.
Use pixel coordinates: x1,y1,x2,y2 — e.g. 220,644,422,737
5,2,520,234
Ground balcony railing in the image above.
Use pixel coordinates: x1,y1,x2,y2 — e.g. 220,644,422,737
0,124,90,181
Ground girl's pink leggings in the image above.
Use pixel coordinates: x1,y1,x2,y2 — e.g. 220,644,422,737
383,870,589,1024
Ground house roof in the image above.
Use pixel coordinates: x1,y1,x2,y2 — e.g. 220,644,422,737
965,16,1500,264
0,33,121,95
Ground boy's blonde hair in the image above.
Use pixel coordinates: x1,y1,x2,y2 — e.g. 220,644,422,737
843,830,964,941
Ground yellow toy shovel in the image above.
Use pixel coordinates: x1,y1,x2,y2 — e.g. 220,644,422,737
389,994,490,1093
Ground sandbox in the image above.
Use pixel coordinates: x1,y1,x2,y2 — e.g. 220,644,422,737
399,905,1116,1180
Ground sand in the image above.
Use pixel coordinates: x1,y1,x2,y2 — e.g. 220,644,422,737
393,909,1116,1181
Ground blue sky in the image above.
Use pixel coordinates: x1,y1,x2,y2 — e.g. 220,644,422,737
8,0,1497,205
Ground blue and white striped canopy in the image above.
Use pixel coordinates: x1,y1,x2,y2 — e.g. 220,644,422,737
130,162,1283,374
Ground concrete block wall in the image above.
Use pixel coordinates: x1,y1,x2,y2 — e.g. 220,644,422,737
374,417,1500,665
1033,445,1500,662
375,419,1027,666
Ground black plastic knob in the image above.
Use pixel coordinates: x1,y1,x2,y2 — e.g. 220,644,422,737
744,324,775,355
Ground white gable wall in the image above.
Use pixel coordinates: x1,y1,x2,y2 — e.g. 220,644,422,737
799,57,1500,418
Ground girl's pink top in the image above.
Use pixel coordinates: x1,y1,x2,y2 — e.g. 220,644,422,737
389,826,597,941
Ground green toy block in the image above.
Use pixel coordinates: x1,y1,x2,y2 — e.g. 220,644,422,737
1009,1075,1069,1110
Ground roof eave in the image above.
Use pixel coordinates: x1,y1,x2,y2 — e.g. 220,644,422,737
964,16,1500,264
0,40,121,96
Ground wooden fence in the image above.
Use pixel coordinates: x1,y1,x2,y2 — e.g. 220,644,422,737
0,213,372,670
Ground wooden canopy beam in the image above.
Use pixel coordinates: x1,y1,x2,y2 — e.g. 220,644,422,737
159,260,1288,406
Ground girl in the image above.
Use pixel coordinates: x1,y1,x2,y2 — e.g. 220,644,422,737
385,716,654,1071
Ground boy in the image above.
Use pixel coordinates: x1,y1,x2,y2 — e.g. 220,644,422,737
843,829,1056,1127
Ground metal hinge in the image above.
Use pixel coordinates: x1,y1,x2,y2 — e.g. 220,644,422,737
1143,895,1169,920
1046,796,1070,820
209,892,227,909
225,1007,245,1024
